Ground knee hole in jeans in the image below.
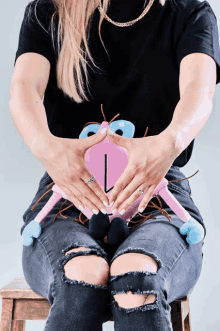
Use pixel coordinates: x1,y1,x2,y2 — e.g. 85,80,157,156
110,252,158,308
64,247,110,286
113,292,157,309
110,252,158,276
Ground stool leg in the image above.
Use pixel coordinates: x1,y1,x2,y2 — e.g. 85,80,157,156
0,299,13,331
12,321,26,331
184,300,191,331
170,301,184,331
184,313,191,331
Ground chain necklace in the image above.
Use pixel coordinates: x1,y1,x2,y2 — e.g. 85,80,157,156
97,0,154,27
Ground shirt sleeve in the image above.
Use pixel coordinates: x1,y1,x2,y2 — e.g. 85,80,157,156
176,0,220,85
14,0,55,67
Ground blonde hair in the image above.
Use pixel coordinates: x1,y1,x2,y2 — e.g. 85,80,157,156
32,0,167,104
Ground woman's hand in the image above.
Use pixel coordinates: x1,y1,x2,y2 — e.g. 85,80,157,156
34,129,109,215
107,128,178,214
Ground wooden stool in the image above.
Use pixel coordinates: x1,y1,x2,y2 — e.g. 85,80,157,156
0,277,191,331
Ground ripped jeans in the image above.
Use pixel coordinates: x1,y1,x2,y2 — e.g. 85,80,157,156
21,165,205,331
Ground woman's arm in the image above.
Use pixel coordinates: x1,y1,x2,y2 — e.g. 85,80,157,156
160,53,216,158
9,81,55,159
160,88,213,159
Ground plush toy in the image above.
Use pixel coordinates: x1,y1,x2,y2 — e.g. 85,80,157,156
22,106,205,248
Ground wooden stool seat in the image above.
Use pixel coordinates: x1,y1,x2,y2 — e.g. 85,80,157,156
0,277,191,331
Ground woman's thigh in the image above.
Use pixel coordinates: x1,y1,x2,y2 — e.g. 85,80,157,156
22,219,110,300
108,212,204,304
21,171,110,305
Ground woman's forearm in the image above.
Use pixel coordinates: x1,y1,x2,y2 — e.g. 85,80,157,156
160,87,213,158
9,82,55,158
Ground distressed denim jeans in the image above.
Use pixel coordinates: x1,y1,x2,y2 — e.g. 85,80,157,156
21,165,205,331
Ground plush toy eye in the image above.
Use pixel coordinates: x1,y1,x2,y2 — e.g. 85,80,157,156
109,120,135,138
79,124,101,139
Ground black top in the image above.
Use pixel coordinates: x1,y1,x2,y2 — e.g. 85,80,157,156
14,0,220,167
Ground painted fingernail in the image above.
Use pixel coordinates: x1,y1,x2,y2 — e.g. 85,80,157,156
119,209,125,215
108,128,115,135
79,205,84,211
109,201,114,208
101,127,107,134
101,209,107,214
112,209,117,215
92,209,99,215
139,207,144,213
103,201,109,208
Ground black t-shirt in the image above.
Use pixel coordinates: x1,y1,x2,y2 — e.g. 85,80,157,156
14,0,220,167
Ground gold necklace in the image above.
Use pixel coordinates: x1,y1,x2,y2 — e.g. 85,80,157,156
97,0,154,27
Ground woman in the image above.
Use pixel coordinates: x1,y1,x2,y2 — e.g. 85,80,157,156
10,0,220,330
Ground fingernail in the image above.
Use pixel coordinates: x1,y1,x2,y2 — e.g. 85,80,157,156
119,209,125,215
79,205,84,211
109,201,114,208
101,209,107,214
103,201,109,208
139,207,144,213
112,209,117,215
92,209,99,215
101,127,107,134
108,128,115,135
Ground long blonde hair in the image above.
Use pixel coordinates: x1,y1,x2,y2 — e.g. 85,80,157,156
31,0,168,104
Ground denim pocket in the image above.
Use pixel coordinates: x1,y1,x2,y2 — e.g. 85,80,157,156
167,182,190,198
38,171,53,188
165,166,192,197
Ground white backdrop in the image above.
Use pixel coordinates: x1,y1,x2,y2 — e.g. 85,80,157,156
1,0,220,330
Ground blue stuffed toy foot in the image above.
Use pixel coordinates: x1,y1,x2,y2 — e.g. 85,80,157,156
88,212,129,250
88,211,110,240
107,217,130,250
179,217,204,244
22,220,42,246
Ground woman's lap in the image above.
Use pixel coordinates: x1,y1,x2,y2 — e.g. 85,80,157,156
21,165,205,328
22,211,204,304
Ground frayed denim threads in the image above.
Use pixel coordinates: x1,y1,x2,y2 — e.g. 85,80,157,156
58,243,109,290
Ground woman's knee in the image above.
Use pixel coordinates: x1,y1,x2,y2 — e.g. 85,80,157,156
109,252,158,308
110,252,158,276
64,247,110,286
